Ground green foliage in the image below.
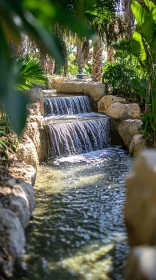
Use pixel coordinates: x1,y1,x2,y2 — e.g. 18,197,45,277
16,56,48,90
68,54,78,76
0,0,95,134
114,0,156,146
141,111,153,140
102,56,146,102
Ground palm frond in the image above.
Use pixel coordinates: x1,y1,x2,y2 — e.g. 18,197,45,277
16,56,48,91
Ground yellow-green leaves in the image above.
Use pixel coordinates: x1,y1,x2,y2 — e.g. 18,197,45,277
130,32,146,62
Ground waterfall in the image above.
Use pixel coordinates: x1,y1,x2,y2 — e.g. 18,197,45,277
47,117,110,157
44,96,91,116
44,94,110,158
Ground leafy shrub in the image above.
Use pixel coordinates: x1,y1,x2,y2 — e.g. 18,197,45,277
102,56,146,102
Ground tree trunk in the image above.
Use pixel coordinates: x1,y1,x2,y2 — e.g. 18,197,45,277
124,0,135,39
107,46,115,62
76,40,85,73
39,47,47,72
62,40,68,77
82,40,90,64
92,39,103,82
47,57,55,75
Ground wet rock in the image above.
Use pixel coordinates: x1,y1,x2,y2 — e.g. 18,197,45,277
129,134,146,156
124,150,156,246
125,246,156,280
118,119,142,148
98,95,126,113
0,208,25,277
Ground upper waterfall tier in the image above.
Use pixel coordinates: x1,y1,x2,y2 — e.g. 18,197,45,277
44,96,91,116
47,117,110,158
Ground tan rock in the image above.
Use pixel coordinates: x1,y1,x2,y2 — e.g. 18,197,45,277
105,102,141,120
125,246,156,280
118,119,142,148
124,150,156,246
98,95,126,113
0,179,35,228
84,82,105,101
17,134,39,168
53,80,105,102
8,161,36,185
0,208,25,277
129,134,146,156
127,103,141,119
106,102,128,119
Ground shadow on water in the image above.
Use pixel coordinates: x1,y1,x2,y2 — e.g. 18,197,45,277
11,147,131,280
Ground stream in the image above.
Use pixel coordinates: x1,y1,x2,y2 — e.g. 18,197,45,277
11,147,131,280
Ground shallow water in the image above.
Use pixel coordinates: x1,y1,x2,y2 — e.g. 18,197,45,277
11,147,131,280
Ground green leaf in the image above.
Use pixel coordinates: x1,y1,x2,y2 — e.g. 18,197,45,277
16,56,48,90
130,32,146,61
131,0,147,25
131,0,156,53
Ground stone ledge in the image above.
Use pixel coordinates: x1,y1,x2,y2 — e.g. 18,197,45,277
48,78,106,102
0,160,36,277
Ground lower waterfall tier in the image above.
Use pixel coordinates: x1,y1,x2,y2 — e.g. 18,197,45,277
46,117,110,157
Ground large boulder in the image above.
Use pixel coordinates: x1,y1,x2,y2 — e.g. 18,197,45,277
118,119,142,148
124,150,156,246
0,208,25,277
98,95,126,113
106,102,141,120
125,246,156,280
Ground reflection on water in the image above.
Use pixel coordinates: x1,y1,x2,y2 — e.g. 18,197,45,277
11,147,131,280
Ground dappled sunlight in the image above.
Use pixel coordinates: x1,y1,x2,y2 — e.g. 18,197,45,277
48,243,114,280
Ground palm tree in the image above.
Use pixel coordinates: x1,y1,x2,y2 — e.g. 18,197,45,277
92,38,104,82
87,0,121,82
123,0,135,39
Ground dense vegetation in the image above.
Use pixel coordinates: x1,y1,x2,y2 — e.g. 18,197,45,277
1,0,156,158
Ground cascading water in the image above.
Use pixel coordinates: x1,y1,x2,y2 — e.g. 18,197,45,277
44,95,91,116
11,93,131,280
45,95,110,158
47,118,110,157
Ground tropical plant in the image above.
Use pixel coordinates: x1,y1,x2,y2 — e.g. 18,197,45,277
0,0,94,134
0,56,47,159
114,0,156,146
102,55,146,102
16,56,48,91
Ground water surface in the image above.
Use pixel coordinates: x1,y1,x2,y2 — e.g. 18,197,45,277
12,147,131,280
